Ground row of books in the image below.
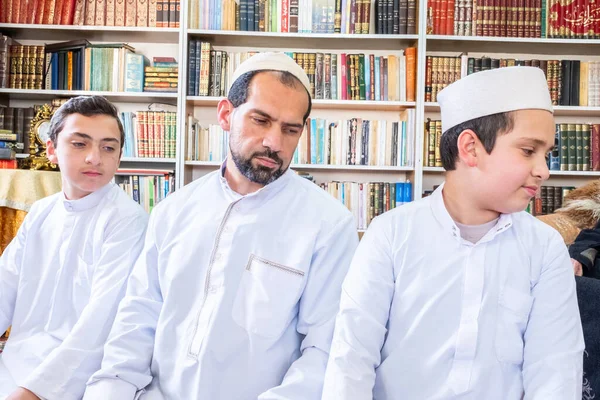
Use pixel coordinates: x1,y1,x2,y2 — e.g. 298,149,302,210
3,39,169,92
187,44,417,101
321,180,413,229
426,0,600,38
0,106,35,154
189,0,417,34
120,111,177,159
186,112,415,167
294,114,415,166
142,60,179,93
424,120,600,172
426,0,544,37
0,0,180,27
425,55,600,106
115,170,175,213
526,185,574,216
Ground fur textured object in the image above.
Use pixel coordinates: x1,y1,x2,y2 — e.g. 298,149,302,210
556,181,600,230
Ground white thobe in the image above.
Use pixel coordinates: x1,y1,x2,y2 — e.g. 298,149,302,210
84,166,359,400
0,183,148,400
323,183,584,399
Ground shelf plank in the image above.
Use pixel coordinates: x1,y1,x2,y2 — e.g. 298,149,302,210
187,29,418,50
186,160,413,171
120,157,176,163
0,23,180,43
0,89,178,103
426,35,600,55
188,96,416,110
424,102,600,117
423,166,600,177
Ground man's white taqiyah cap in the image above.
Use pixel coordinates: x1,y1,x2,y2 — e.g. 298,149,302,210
229,52,311,95
437,66,553,134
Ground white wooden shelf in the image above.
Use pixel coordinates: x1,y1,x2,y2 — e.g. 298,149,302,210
424,102,600,117
426,35,600,55
0,23,180,43
120,157,176,163
0,89,178,103
187,29,418,50
549,170,600,177
427,35,600,45
187,96,415,110
423,167,445,172
185,160,413,172
423,166,600,177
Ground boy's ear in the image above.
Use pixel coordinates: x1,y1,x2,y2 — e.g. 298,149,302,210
46,139,58,164
456,129,479,168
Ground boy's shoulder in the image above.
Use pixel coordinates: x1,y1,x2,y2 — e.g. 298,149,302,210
102,184,148,221
510,210,565,247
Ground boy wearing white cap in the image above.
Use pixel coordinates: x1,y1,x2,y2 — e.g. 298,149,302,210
322,66,584,399
83,52,358,399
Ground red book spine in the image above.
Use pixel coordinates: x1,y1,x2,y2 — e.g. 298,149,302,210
62,0,76,24
446,0,455,34
281,0,288,32
35,0,45,23
53,0,64,23
592,124,600,171
341,53,347,100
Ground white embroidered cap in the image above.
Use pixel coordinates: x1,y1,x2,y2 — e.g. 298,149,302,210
229,52,311,95
437,66,553,134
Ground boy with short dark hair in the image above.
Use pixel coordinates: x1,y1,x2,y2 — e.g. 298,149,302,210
323,67,584,399
0,96,148,400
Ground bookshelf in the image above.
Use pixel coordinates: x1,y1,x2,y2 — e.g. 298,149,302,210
0,0,598,222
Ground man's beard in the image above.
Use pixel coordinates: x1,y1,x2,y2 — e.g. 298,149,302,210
230,146,287,185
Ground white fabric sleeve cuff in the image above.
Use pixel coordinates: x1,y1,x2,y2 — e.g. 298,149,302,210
82,379,138,400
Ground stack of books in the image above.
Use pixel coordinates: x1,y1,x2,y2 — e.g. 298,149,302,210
144,57,179,93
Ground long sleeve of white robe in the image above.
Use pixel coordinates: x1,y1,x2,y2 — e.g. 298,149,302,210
322,216,393,399
522,233,584,399
20,213,147,400
83,212,164,399
0,206,32,335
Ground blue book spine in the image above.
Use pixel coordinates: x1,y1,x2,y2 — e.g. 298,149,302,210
125,53,145,92
319,119,326,164
403,181,412,203
293,147,299,165
550,124,560,170
311,119,317,164
396,182,404,205
374,57,381,101
401,121,407,166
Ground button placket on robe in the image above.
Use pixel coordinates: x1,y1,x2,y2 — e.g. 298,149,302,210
448,244,485,395
188,200,240,358
45,210,76,334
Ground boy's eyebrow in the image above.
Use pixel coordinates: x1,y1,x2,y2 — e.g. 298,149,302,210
71,132,120,143
518,137,555,153
249,108,304,129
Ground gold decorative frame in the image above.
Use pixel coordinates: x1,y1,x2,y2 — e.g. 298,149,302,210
20,100,64,171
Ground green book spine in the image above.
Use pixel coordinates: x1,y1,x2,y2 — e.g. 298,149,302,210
560,123,568,171
568,123,577,171
359,54,366,100
583,124,591,171
576,124,583,171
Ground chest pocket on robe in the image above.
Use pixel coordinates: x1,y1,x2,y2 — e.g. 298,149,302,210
495,286,534,365
232,254,305,339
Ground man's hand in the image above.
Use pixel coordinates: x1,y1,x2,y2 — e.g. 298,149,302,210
6,387,40,400
572,259,583,276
